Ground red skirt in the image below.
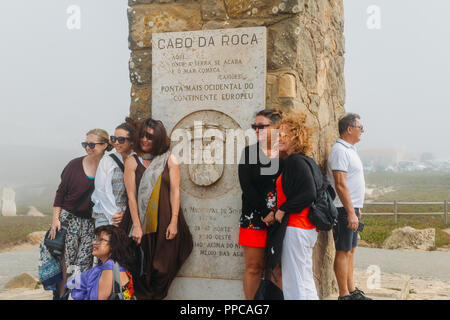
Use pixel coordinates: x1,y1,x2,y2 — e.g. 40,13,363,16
238,227,268,248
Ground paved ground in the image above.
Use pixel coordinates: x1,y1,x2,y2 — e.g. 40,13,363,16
355,247,450,281
0,248,40,291
1,246,450,300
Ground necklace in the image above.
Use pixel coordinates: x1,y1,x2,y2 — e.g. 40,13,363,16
141,153,154,160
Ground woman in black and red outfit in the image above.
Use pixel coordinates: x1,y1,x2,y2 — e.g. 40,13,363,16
238,109,282,300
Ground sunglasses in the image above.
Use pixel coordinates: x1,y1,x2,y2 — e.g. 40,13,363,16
110,136,131,144
142,132,154,140
93,237,110,244
81,142,105,149
351,125,364,132
251,124,271,130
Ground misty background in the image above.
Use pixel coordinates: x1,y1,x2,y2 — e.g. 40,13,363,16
0,0,449,213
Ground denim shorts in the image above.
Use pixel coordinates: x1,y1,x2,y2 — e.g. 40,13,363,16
333,207,360,252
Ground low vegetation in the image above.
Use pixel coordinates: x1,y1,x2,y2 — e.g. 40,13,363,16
0,216,52,251
362,172,450,248
360,214,450,249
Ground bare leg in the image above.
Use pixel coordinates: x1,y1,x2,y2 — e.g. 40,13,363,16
334,250,350,297
347,247,356,293
243,246,265,300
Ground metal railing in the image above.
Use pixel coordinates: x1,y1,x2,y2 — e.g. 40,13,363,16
364,200,449,225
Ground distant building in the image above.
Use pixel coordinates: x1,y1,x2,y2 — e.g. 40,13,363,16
359,149,450,173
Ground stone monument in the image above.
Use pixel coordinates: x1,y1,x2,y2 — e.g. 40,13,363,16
1,187,17,216
127,0,345,299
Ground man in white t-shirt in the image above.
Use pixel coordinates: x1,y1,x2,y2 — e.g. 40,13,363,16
327,113,371,300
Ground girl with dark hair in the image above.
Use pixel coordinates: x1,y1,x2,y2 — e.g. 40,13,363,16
238,109,283,300
66,225,137,300
92,117,138,228
48,128,112,299
121,117,193,300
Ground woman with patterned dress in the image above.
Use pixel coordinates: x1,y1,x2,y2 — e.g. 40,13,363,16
49,128,112,300
238,109,283,300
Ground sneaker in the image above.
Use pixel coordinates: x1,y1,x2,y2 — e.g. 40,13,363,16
338,294,353,300
350,287,372,300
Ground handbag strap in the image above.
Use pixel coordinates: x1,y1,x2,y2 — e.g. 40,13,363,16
297,154,322,196
109,154,125,173
111,261,123,296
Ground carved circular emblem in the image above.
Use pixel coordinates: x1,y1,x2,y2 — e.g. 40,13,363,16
170,110,241,199
187,121,224,186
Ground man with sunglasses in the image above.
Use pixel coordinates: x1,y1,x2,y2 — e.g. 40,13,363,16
327,113,371,300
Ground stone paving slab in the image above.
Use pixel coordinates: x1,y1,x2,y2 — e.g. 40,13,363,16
0,288,52,300
326,268,410,300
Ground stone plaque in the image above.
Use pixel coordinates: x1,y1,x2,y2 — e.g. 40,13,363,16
152,27,266,283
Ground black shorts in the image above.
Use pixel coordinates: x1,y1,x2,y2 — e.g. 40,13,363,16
333,207,360,252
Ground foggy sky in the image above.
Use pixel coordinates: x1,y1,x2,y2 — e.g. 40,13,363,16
344,0,450,158
0,0,449,161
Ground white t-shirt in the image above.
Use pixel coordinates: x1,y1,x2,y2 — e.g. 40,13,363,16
326,139,365,208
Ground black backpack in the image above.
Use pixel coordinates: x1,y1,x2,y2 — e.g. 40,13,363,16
298,155,338,231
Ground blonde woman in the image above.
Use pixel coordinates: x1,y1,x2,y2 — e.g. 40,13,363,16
49,128,112,299
267,112,319,300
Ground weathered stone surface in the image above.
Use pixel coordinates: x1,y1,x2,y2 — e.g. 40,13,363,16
278,73,297,98
129,85,152,120
201,0,228,21
128,4,202,50
203,16,287,31
4,273,40,290
129,0,198,6
296,26,317,91
313,230,338,298
383,227,436,251
129,50,152,85
224,0,304,18
267,17,299,70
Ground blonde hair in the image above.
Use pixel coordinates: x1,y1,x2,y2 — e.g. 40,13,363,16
275,110,313,157
86,128,113,151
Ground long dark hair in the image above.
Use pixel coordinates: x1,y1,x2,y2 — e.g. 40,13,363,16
134,118,170,156
94,225,135,273
116,117,138,142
